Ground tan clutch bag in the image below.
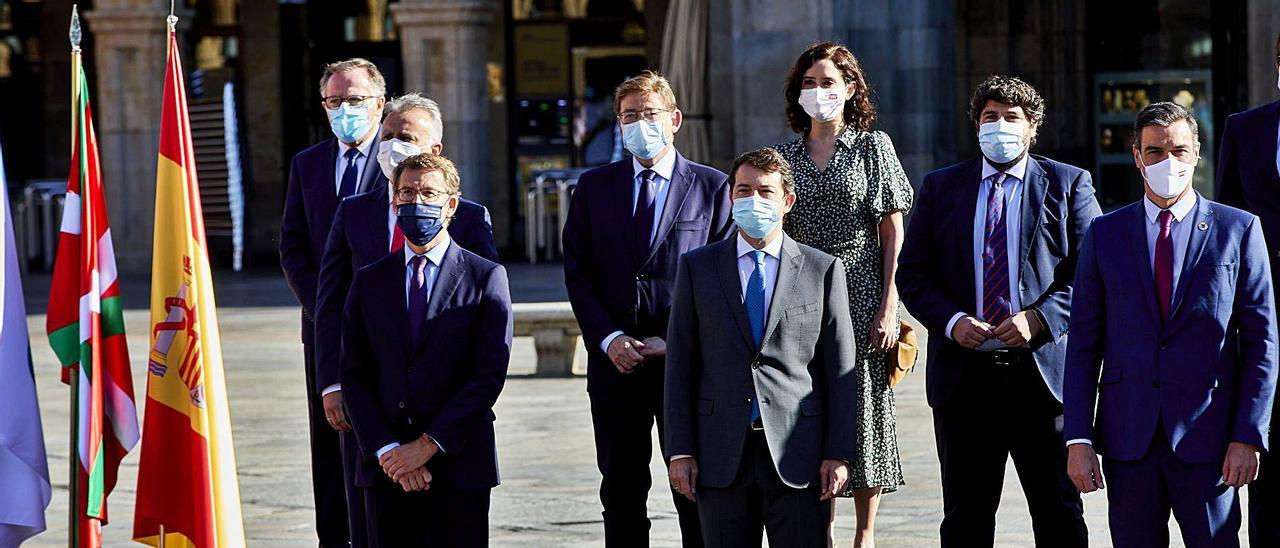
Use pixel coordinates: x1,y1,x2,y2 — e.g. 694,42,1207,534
886,320,918,389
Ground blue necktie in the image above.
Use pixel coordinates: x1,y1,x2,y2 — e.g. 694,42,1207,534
745,250,766,424
339,148,360,199
981,172,1011,326
635,169,656,256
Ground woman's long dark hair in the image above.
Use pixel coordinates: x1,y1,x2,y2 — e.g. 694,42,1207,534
783,41,877,134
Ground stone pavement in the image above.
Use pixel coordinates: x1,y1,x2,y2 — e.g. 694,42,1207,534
19,266,1249,546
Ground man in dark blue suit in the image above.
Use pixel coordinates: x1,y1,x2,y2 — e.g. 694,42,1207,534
1214,35,1280,545
313,92,499,546
1066,102,1279,547
279,58,387,548
341,153,511,547
898,76,1100,547
562,71,733,547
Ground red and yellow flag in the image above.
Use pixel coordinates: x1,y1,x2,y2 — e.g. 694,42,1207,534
45,20,139,547
133,19,245,548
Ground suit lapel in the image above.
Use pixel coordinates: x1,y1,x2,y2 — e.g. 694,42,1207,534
760,236,804,349
374,254,413,357
607,161,645,266
716,239,756,349
367,190,393,256
415,243,465,355
317,139,341,213
358,129,385,194
1125,203,1161,326
1267,103,1280,187
957,160,982,305
643,152,695,267
1019,159,1049,273
1168,196,1213,321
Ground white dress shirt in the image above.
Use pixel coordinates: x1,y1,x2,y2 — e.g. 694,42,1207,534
1066,192,1197,448
945,155,1029,350
371,235,451,459
599,150,678,353
670,233,782,463
335,136,376,195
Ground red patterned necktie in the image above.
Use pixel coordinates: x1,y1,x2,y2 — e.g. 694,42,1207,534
982,172,1012,326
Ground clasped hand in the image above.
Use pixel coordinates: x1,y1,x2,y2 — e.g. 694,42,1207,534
379,436,439,492
951,311,1042,349
607,335,667,374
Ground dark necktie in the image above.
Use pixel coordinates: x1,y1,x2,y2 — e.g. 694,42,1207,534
408,255,428,337
1155,210,1174,320
745,250,766,424
982,172,1012,326
339,148,360,199
635,169,657,256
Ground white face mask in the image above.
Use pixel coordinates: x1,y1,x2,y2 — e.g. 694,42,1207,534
977,120,1027,164
1142,156,1195,199
798,87,844,122
377,138,424,180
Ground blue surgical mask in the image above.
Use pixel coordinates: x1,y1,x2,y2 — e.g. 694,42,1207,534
732,196,781,239
328,102,373,144
396,203,445,246
977,120,1026,164
622,119,668,160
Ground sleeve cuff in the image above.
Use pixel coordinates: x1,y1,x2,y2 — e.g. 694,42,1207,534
428,435,445,453
375,442,400,458
670,455,693,462
601,331,625,353
1066,438,1092,447
321,384,341,396
945,312,967,341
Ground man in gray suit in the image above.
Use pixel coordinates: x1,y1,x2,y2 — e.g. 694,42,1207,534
664,147,859,547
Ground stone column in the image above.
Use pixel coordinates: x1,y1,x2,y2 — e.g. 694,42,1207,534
84,1,184,273
391,0,498,205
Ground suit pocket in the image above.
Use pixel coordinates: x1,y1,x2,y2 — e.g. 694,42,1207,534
697,398,714,416
785,302,820,318
675,218,707,231
799,399,823,417
1099,368,1122,385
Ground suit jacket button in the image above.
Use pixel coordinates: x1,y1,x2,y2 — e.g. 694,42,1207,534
398,401,406,409
762,397,770,405
745,397,752,403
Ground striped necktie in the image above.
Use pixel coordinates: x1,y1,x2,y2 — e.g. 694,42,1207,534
982,172,1012,326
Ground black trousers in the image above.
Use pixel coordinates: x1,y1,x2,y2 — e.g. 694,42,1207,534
696,430,829,548
339,429,369,548
303,342,351,547
932,352,1088,548
364,477,490,547
1250,429,1280,545
589,356,703,547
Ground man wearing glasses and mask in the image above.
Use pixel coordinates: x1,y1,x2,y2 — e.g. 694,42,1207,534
340,153,511,547
279,57,388,547
562,70,733,547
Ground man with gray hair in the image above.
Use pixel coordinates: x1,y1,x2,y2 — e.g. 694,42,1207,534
1064,101,1278,546
312,92,499,546
280,57,389,548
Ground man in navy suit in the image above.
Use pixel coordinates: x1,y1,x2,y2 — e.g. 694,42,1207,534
341,153,511,547
1066,102,1279,548
898,76,1100,547
562,71,733,547
313,92,499,546
1214,34,1280,545
279,57,387,548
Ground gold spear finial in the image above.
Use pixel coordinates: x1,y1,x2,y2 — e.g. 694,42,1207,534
69,4,81,53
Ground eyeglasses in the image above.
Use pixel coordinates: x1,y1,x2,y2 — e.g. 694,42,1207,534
321,95,377,109
617,108,672,124
395,188,455,203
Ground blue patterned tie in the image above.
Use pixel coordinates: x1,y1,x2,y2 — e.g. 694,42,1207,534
982,172,1012,326
338,148,360,199
745,250,766,424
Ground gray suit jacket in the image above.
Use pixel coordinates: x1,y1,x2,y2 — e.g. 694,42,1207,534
664,233,859,489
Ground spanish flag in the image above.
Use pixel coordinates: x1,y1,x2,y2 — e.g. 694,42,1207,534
133,16,245,547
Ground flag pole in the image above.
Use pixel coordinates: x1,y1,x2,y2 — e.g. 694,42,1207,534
67,7,81,548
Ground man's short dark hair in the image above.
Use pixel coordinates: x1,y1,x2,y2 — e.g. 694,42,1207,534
1132,101,1200,149
968,75,1045,146
730,148,795,196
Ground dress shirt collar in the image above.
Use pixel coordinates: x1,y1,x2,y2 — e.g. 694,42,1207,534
1143,191,1198,224
736,233,784,261
403,232,452,266
632,147,677,181
981,153,1030,182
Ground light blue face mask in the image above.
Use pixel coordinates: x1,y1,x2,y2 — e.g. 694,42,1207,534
977,120,1027,164
732,196,781,239
328,102,373,144
622,119,669,160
